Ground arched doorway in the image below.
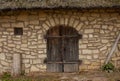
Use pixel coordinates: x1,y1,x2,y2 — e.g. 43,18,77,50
45,25,82,72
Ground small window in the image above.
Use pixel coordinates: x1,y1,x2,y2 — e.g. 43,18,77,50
14,28,23,35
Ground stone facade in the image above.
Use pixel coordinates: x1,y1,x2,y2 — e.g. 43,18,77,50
0,9,120,74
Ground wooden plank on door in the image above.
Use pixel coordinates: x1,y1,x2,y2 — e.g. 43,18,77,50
46,26,81,72
64,63,79,72
47,27,63,72
47,64,62,72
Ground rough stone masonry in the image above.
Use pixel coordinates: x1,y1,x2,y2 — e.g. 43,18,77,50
0,9,120,74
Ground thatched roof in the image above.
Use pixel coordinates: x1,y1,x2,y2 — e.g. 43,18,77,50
0,0,120,10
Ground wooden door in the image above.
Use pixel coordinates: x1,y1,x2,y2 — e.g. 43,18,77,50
46,25,81,72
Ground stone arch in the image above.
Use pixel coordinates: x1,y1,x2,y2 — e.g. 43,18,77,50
41,16,83,36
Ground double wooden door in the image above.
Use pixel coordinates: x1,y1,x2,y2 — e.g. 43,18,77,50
46,26,80,72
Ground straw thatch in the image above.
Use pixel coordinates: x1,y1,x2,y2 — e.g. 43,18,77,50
0,0,120,10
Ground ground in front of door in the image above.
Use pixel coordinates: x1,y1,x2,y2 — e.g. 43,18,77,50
0,71,120,81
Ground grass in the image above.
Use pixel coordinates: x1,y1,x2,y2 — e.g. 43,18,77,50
0,76,59,81
0,72,60,81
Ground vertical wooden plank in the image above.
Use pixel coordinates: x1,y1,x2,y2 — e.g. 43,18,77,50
63,27,79,72
12,54,21,76
46,26,80,72
47,26,63,72
47,64,62,72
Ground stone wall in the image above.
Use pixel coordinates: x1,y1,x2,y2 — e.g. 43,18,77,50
0,9,120,73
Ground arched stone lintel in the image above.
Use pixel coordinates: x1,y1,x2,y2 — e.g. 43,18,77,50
41,17,82,36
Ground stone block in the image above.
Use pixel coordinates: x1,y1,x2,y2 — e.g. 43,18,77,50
0,18,15,23
0,38,6,42
42,23,49,30
49,18,56,27
29,20,39,25
11,22,24,27
26,55,36,59
8,44,15,47
79,55,86,59
33,59,42,64
108,26,113,31
25,69,30,73
54,18,60,25
82,49,92,54
84,60,91,64
23,59,30,63
0,48,2,52
83,34,88,38
101,39,108,43
93,55,99,59
87,56,92,59
38,54,46,58
89,34,93,38
43,49,47,53
102,25,108,29
31,52,37,55
64,18,68,25
87,43,93,47
38,50,44,54
100,46,107,51
73,20,79,28
21,48,29,51
79,65,88,70
35,26,41,30
2,23,10,27
31,41,37,45
39,64,46,69
39,17,46,21
112,57,120,61
91,62,100,66
93,50,99,53
0,53,5,60
1,61,9,66
0,43,2,47
29,45,37,49
68,18,75,27
25,64,31,68
80,17,87,21
79,44,87,49
30,66,39,72
116,24,120,28
38,44,46,49
60,18,65,25
21,44,28,48
100,30,104,34
7,28,13,32
76,23,84,31
88,65,98,70
85,29,94,33
82,40,88,43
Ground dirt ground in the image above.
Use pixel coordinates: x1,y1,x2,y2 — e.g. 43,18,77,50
0,71,120,81
26,71,120,81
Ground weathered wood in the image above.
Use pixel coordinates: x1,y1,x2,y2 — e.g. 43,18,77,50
46,25,81,72
105,33,120,64
12,54,21,76
47,64,62,72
